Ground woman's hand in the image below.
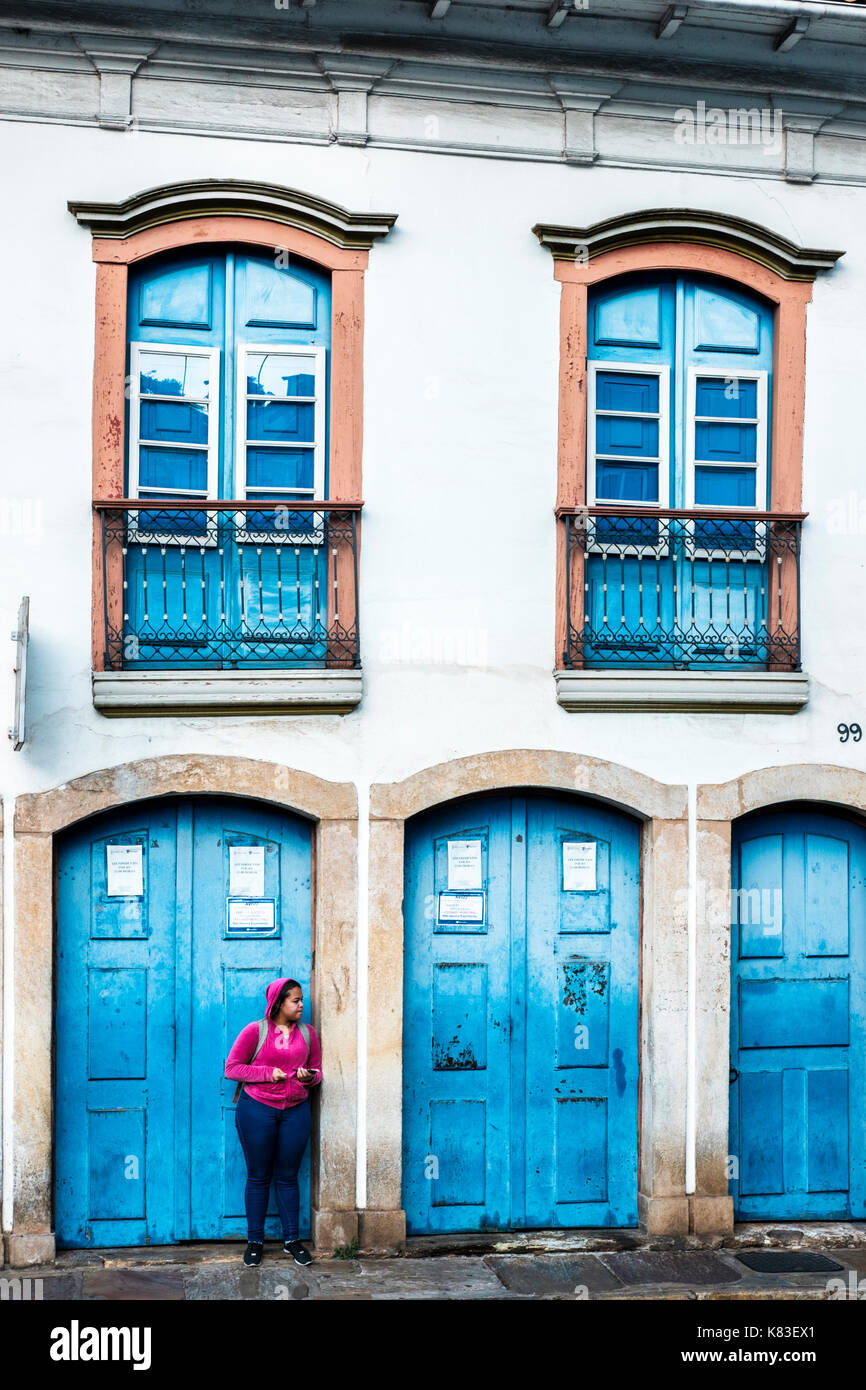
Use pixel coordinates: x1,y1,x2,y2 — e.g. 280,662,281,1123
296,1067,314,1083
272,1067,288,1082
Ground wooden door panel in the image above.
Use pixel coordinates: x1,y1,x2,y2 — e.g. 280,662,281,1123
56,797,313,1247
731,810,866,1219
403,792,640,1233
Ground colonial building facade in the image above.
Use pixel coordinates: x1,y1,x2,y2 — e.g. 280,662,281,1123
2,0,866,1265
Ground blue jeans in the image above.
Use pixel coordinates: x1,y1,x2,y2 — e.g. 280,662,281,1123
235,1091,312,1243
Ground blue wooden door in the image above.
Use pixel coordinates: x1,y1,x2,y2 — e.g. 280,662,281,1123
124,250,331,668
55,796,312,1247
586,273,772,668
403,792,639,1232
730,809,866,1219
55,803,178,1247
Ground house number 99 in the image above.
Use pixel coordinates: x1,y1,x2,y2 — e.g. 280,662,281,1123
838,723,862,743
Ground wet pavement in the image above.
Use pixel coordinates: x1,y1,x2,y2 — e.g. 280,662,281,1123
4,1225,866,1300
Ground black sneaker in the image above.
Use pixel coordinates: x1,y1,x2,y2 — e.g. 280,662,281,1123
284,1239,313,1266
243,1241,264,1267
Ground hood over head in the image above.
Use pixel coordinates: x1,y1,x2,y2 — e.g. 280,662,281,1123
265,977,299,1017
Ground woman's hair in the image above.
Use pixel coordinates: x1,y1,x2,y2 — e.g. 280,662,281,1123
269,979,302,1020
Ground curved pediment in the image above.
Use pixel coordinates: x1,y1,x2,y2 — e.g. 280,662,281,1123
69,179,397,250
533,208,843,282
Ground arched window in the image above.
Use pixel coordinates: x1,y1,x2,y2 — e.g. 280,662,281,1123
583,272,774,671
123,249,332,669
588,272,772,513
127,249,331,507
70,181,396,709
533,210,843,708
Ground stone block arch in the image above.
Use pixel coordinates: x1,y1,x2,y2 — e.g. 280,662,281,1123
361,749,690,1249
9,755,358,1266
698,762,866,824
369,748,684,824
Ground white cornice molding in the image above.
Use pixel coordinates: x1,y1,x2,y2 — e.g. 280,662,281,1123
315,53,393,89
315,52,394,143
68,178,398,247
74,35,159,70
548,75,623,164
4,17,866,113
3,16,866,183
74,34,158,128
769,96,846,181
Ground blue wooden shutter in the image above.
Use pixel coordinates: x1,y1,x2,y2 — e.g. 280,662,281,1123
233,253,331,503
682,280,773,661
124,251,332,668
584,274,774,668
683,278,772,512
587,278,675,507
584,279,675,661
589,366,669,507
230,255,331,662
127,254,225,501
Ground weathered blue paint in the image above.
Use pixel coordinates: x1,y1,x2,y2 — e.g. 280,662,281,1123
730,808,866,1220
55,796,313,1247
125,250,331,668
586,272,773,669
403,791,640,1233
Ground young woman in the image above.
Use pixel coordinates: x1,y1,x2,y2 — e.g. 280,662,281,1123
225,977,321,1267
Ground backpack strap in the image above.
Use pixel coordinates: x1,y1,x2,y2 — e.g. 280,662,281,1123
298,1021,311,1067
232,1017,269,1105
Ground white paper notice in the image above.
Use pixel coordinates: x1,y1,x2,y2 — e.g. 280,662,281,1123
562,841,597,892
106,844,144,897
437,891,485,924
227,899,276,934
229,845,265,898
447,839,482,891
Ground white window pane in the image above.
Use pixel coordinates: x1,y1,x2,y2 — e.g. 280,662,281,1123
139,352,212,399
246,352,316,399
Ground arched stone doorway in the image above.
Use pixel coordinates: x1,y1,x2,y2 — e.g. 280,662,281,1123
363,749,689,1248
9,755,357,1265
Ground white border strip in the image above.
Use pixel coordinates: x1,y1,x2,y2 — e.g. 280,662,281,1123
355,779,370,1212
2,794,14,1236
686,778,697,1196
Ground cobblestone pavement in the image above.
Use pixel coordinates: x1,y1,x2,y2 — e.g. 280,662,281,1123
4,1225,866,1300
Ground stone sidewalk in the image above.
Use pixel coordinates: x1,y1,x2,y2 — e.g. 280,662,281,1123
4,1225,866,1301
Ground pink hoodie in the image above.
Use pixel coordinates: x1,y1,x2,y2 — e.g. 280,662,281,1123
225,977,322,1111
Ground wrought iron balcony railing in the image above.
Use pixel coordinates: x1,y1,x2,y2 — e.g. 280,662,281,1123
95,501,360,671
559,506,803,671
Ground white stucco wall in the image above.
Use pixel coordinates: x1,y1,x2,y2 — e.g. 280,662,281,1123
2,28,866,1239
